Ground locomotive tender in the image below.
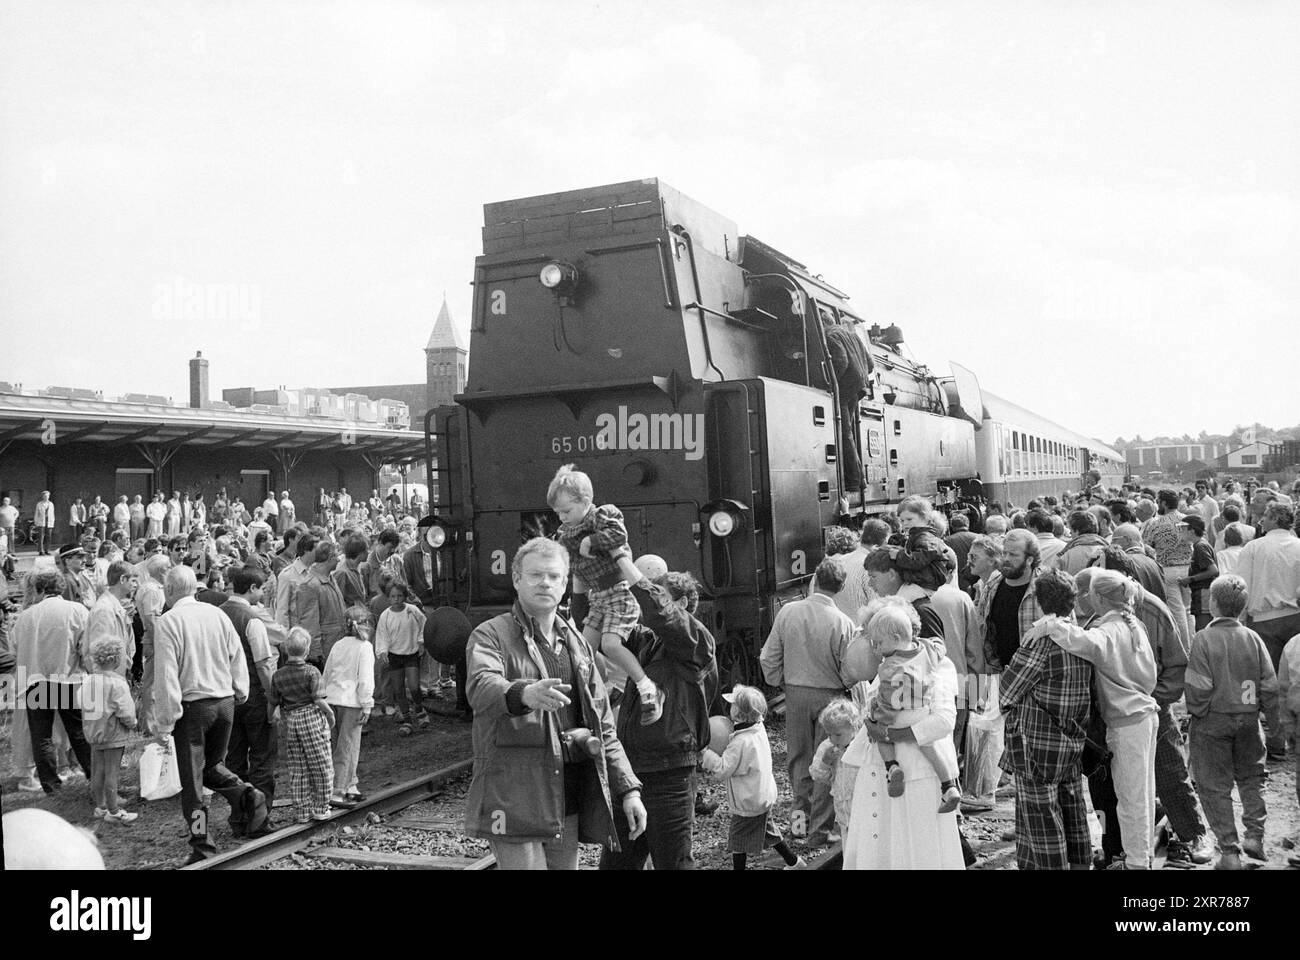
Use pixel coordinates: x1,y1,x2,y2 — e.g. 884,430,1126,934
426,179,1119,681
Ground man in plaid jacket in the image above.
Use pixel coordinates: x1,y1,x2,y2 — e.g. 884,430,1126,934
998,569,1094,870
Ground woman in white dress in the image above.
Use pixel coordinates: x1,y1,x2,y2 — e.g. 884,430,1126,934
841,598,965,870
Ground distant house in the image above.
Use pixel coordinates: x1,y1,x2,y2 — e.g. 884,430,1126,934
1217,441,1282,470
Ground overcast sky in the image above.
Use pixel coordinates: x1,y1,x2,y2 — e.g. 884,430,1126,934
2,0,1296,443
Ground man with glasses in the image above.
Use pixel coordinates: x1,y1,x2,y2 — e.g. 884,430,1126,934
464,537,645,870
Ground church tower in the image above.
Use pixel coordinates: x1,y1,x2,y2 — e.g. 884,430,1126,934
425,295,468,411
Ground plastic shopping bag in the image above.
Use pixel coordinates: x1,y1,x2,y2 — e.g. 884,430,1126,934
139,739,182,801
964,675,1004,801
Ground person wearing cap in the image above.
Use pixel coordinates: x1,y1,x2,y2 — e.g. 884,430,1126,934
464,537,644,869
57,544,97,609
599,557,717,870
1176,516,1218,633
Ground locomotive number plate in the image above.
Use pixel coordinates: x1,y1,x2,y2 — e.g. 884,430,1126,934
867,429,883,457
546,434,613,457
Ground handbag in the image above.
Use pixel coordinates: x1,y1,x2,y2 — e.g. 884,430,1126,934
139,739,182,801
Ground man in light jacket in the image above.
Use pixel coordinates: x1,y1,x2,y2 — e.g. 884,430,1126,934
34,491,56,555
151,564,268,863
760,556,855,845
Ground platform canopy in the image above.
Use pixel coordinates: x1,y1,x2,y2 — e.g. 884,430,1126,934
0,392,425,463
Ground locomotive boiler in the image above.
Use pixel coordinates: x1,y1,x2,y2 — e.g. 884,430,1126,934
426,178,987,682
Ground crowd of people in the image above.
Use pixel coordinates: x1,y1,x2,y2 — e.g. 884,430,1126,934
4,465,1299,871
0,483,453,864
0,485,429,563
464,466,1298,870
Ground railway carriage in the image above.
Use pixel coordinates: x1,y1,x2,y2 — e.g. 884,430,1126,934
973,391,1125,506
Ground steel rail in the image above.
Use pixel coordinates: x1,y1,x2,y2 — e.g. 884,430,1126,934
185,758,475,871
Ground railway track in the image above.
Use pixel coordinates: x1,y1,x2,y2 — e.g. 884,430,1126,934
185,751,841,871
184,758,493,871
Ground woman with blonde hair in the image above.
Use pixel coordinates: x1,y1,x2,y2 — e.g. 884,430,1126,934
1029,568,1158,868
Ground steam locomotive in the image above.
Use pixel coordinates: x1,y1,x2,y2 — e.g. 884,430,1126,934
424,179,1122,682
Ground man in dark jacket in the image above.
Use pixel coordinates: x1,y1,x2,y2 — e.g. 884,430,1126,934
944,513,979,595
464,538,644,869
600,567,717,870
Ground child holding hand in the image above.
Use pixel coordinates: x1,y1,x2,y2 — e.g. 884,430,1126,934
549,464,662,724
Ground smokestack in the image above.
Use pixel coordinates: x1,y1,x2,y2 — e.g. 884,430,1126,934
189,351,209,409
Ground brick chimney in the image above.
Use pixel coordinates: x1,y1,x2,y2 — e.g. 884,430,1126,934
189,350,209,409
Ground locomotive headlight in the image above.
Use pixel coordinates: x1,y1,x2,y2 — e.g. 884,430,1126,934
425,524,447,549
539,261,578,291
708,511,736,537
701,499,749,539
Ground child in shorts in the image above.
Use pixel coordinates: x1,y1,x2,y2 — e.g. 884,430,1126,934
548,464,662,724
701,685,806,870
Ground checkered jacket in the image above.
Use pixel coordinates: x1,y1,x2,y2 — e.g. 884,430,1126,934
557,504,631,590
999,633,1093,783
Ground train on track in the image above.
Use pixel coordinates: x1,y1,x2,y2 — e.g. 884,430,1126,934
423,179,1123,684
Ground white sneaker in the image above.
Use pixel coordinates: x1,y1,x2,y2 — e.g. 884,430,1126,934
383,705,397,717
17,776,43,793
783,856,809,870
102,809,138,823
92,807,109,819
